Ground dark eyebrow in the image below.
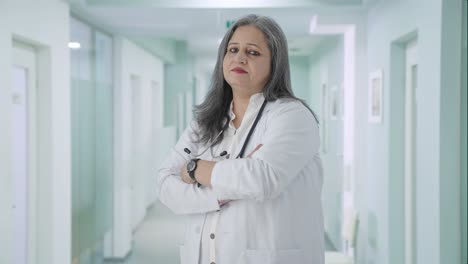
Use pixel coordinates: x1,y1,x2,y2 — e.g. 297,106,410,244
228,42,262,50
246,43,260,49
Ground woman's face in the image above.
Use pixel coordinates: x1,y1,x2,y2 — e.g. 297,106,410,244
223,25,272,97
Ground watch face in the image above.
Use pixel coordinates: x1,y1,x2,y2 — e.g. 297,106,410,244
187,160,196,171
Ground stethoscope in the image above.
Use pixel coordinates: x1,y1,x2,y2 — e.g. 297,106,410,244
184,100,268,160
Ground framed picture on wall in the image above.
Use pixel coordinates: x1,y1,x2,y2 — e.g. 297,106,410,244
368,69,383,123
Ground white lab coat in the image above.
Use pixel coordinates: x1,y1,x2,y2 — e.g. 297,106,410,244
157,98,324,264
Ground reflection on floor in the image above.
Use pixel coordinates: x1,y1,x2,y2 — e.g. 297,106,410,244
103,200,184,264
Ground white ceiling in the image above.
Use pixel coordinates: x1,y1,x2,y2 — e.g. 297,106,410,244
69,0,375,63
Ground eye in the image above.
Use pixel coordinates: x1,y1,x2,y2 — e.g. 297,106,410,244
248,50,260,56
228,47,238,53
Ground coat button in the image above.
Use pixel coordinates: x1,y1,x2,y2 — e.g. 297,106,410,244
210,233,215,239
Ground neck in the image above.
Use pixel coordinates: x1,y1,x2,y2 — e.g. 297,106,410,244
232,93,250,115
232,92,253,128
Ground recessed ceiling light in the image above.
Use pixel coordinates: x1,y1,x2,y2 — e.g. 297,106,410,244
68,42,81,49
309,15,318,33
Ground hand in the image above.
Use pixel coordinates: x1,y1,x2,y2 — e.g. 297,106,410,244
180,164,196,184
247,144,263,158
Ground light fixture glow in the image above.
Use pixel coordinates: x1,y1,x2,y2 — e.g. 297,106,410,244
68,42,81,49
309,15,318,33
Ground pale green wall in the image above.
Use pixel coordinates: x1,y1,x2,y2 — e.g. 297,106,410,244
290,56,310,102
367,0,463,263
309,53,321,115
192,57,214,105
164,41,193,128
308,36,344,250
129,37,178,64
461,3,467,263
439,1,463,263
0,1,71,264
388,40,407,264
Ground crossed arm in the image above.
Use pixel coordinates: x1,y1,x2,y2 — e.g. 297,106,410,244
156,102,318,215
179,144,263,186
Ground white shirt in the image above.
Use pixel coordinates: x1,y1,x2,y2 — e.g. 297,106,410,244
157,94,325,264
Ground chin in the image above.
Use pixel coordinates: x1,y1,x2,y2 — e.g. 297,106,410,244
226,80,244,88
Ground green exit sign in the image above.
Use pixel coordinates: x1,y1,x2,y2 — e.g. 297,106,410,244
226,20,236,28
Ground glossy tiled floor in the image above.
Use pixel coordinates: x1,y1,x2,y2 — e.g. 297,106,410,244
102,201,185,264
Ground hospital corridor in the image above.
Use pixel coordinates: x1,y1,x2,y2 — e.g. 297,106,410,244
0,0,466,264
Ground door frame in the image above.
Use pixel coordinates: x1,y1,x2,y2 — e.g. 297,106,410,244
12,40,38,264
310,18,357,253
389,31,418,264
404,39,417,264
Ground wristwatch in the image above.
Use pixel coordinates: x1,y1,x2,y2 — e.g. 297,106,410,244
186,158,200,182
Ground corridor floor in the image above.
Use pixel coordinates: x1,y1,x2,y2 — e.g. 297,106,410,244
98,200,334,264
103,200,184,264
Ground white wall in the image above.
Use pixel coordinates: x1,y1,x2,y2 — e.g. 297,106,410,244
109,36,165,258
0,1,71,264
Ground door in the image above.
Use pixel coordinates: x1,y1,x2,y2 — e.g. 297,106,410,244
11,42,38,264
404,39,418,264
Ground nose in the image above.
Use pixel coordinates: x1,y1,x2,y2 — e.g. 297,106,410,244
235,52,247,64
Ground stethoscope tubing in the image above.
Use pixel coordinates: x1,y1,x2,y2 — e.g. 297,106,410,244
185,100,268,160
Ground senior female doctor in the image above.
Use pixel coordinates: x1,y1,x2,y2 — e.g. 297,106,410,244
157,14,324,264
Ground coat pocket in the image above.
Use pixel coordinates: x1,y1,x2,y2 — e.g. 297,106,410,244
237,249,306,264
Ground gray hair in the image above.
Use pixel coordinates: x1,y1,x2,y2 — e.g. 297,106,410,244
194,14,314,145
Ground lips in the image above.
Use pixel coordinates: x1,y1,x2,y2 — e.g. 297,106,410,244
232,67,247,74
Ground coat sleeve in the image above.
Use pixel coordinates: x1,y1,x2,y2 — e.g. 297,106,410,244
156,122,220,215
210,101,320,201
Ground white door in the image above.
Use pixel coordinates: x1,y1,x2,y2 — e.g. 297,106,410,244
11,42,38,264
404,39,418,264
